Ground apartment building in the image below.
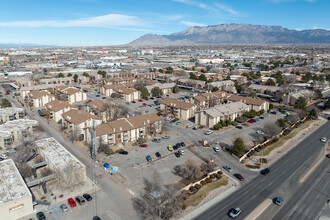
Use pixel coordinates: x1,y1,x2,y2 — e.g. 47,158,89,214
0,107,25,123
96,113,162,148
103,76,136,85
39,77,73,85
282,90,315,106
145,83,176,95
226,94,269,112
61,109,102,141
248,84,283,95
0,119,39,148
192,92,228,110
101,83,140,102
160,98,196,120
35,137,87,187
0,159,33,220
45,100,77,123
207,80,237,93
56,86,87,103
86,100,111,122
20,84,64,98
195,102,250,128
26,90,55,108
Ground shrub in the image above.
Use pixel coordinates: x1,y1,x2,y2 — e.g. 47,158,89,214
195,184,202,190
200,180,206,185
231,121,238,126
115,148,125,153
210,174,217,179
216,174,222,179
246,164,260,169
213,123,222,130
78,134,84,141
136,138,146,144
235,116,247,123
189,186,196,192
260,158,268,164
175,118,180,121
182,204,187,210
205,177,212,183
217,171,223,175
57,119,62,124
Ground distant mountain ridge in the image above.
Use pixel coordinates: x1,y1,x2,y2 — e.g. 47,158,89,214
128,23,330,46
0,43,57,48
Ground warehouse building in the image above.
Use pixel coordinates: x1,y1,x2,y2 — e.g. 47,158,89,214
0,159,33,220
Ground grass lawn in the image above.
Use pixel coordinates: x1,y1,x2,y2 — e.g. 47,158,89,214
258,120,314,156
184,177,228,207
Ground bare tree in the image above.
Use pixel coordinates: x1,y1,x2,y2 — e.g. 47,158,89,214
200,161,217,173
286,113,300,124
57,164,85,191
173,159,202,182
12,141,36,163
263,122,282,139
133,171,180,220
296,109,307,119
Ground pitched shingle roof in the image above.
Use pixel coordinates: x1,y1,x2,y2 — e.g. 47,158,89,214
62,109,101,125
160,98,195,110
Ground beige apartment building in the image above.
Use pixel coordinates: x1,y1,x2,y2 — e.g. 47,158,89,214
101,83,140,102
86,100,111,122
45,100,77,123
160,98,196,120
226,94,269,112
56,86,87,103
26,90,55,108
96,113,162,148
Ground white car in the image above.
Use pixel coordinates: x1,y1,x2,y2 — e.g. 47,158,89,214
165,117,172,121
162,135,170,139
204,130,213,135
213,147,220,152
229,207,241,218
320,137,327,142
179,150,185,155
186,124,193,128
0,154,8,159
256,130,264,135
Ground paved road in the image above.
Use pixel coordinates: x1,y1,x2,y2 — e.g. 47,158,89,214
4,92,136,220
194,120,330,220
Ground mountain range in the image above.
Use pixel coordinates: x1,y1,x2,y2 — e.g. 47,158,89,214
128,23,330,46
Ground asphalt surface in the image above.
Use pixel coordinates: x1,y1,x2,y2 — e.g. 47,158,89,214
194,120,330,220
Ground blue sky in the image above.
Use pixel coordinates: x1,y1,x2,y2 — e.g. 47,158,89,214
0,0,328,46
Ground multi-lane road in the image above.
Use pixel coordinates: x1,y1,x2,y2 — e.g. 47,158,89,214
195,120,330,220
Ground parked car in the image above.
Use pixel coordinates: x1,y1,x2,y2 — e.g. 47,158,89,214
273,197,283,206
132,100,136,103
256,130,264,135
223,165,232,172
83,193,92,201
173,144,179,150
213,146,220,152
75,196,85,205
36,212,46,220
139,144,148,148
0,154,8,159
60,204,69,212
138,99,143,102
162,135,170,139
259,116,264,119
176,121,182,125
150,97,154,100
179,150,185,155
165,117,172,121
204,130,213,135
234,173,244,181
93,216,102,220
142,103,147,106
271,111,277,114
146,155,152,162
152,138,161,143
236,126,243,129
264,114,270,117
326,154,330,158
96,95,100,97
68,198,77,207
193,126,198,130
102,97,106,99
186,124,193,128
247,120,254,123
261,168,270,175
228,207,241,219
180,142,186,147
252,119,257,122
320,137,327,142
155,152,161,158
167,145,173,151
175,152,181,158
119,150,128,155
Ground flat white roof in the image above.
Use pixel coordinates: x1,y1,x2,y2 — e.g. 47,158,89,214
0,159,31,206
36,137,84,170
0,119,38,133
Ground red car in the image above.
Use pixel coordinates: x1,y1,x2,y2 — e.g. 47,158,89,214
234,173,245,181
139,144,147,148
138,99,143,102
248,120,254,123
142,103,147,106
68,198,77,207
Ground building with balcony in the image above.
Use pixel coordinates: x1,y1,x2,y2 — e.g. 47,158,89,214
160,98,196,120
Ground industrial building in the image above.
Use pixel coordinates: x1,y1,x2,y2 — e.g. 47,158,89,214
0,159,33,220
35,138,87,188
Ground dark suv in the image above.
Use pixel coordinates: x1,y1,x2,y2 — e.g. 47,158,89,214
75,196,85,205
261,168,270,175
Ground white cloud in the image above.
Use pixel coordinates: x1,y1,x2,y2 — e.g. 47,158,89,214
0,14,146,28
180,20,206,27
172,0,208,9
214,3,239,15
